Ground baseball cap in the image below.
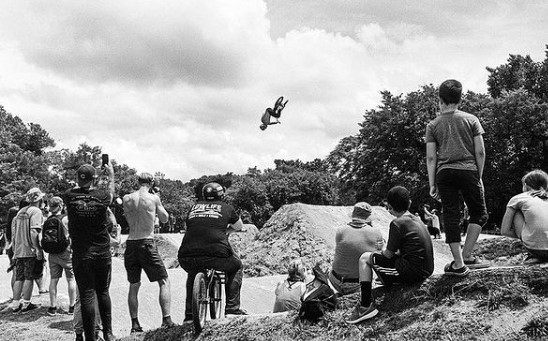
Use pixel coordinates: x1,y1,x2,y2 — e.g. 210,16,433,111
350,202,372,222
77,164,97,184
26,187,45,203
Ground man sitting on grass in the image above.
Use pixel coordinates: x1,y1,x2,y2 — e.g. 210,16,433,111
348,186,434,324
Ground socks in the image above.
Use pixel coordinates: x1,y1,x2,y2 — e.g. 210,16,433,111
360,281,372,307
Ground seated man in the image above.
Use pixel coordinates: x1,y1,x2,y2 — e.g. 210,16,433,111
178,182,247,321
348,186,434,324
329,202,384,296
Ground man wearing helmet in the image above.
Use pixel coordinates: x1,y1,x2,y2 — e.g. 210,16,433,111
123,173,174,332
178,182,247,320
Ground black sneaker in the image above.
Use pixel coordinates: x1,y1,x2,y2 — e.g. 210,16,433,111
225,309,248,316
347,303,378,324
75,333,84,341
47,306,57,316
68,305,75,314
130,326,144,333
103,332,116,341
20,303,39,313
161,317,176,328
444,262,470,277
183,314,193,323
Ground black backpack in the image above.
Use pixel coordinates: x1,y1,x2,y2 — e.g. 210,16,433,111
298,265,337,323
41,215,69,254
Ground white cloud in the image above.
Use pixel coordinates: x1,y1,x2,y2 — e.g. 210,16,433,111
0,0,547,181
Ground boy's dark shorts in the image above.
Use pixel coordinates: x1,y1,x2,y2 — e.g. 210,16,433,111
124,239,168,283
370,253,425,286
15,257,37,281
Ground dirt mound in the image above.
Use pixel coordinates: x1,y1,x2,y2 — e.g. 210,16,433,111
239,203,393,277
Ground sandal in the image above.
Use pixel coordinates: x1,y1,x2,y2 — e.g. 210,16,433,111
463,257,490,269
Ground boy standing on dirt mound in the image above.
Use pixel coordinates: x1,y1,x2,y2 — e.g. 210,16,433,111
348,186,434,324
426,79,489,276
123,173,174,332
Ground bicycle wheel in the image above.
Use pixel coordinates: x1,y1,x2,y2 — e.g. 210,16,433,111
192,272,208,332
209,273,222,319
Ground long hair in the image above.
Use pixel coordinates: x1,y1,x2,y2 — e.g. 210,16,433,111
522,169,548,200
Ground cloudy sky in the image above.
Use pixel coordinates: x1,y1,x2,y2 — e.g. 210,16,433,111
0,1,546,182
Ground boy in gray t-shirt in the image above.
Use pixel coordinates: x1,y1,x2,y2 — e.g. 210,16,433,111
425,79,489,276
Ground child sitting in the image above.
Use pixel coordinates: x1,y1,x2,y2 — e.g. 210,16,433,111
501,169,548,264
273,259,307,313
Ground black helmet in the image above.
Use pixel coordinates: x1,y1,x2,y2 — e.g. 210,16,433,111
202,182,224,201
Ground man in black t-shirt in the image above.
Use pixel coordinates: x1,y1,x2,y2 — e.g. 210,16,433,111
348,186,434,324
63,163,116,341
178,182,247,321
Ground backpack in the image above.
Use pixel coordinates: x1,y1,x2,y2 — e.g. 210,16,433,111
41,215,69,254
298,265,337,323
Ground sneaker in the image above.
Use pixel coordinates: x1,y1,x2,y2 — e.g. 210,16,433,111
68,305,75,314
444,262,470,277
103,332,116,341
524,254,542,265
225,308,248,316
130,326,144,333
464,257,490,269
11,303,22,314
47,306,57,316
75,333,84,341
161,317,176,328
183,314,193,323
347,303,378,324
20,303,39,313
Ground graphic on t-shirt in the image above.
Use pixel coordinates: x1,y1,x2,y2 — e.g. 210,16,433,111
188,203,222,219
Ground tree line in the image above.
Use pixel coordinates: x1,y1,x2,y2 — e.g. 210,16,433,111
1,46,547,230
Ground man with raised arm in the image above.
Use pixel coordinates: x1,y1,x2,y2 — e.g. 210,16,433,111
122,173,174,333
178,182,247,322
63,163,116,341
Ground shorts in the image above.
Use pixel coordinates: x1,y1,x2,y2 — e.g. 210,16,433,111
370,253,425,286
32,258,46,279
49,250,74,279
124,239,168,283
15,257,37,281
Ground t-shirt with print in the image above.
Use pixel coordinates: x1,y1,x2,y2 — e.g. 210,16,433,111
507,191,548,251
63,187,112,259
425,110,484,173
386,213,434,280
178,200,239,258
11,206,43,259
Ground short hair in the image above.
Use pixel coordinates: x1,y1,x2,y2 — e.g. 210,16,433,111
138,172,154,184
287,259,306,282
439,79,462,105
387,186,411,212
522,169,548,190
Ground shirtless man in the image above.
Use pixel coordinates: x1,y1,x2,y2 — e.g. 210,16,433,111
123,173,174,333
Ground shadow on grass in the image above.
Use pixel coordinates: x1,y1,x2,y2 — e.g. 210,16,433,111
0,304,48,323
48,319,73,332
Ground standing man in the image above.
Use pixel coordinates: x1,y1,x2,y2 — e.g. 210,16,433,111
10,188,45,313
63,163,116,341
123,173,174,333
426,79,489,276
178,182,247,322
43,196,76,316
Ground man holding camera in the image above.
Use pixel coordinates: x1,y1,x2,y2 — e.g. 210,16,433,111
63,162,116,341
122,173,174,333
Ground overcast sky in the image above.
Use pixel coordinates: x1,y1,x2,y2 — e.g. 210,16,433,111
0,0,546,182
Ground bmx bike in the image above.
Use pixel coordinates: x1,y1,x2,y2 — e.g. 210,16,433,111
192,268,225,332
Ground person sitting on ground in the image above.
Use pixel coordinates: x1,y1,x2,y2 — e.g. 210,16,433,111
348,186,434,324
501,169,548,264
44,197,76,316
273,259,307,313
329,202,384,296
178,182,247,321
123,172,174,332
